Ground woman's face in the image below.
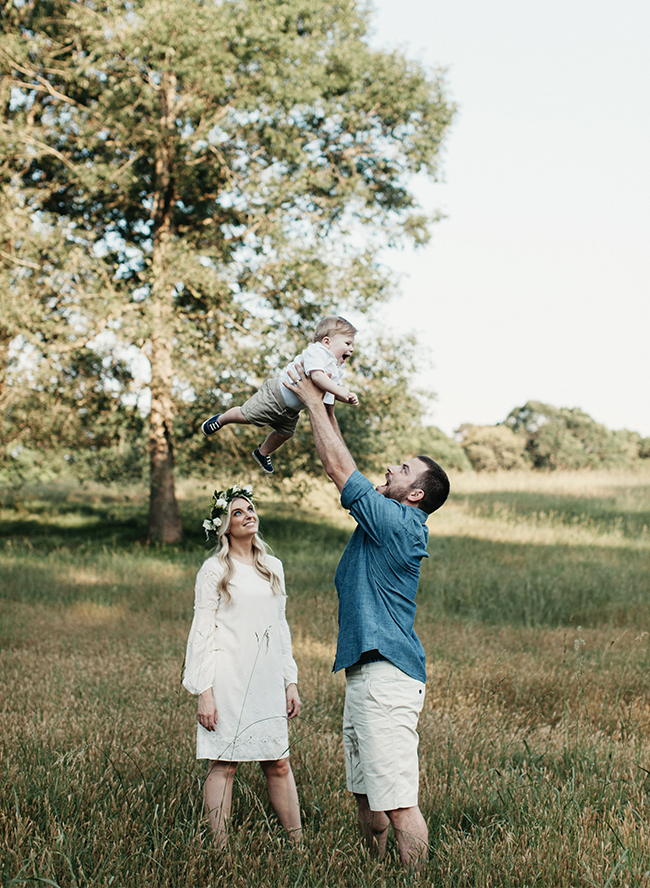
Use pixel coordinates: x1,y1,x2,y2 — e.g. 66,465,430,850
227,497,258,541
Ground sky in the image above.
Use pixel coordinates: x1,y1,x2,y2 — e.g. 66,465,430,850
366,0,650,437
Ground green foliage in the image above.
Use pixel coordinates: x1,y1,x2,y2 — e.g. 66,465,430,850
505,401,644,470
0,0,455,538
457,423,530,472
638,436,650,459
1,341,147,485
401,424,473,472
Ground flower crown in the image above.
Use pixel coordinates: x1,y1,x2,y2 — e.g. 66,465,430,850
202,484,255,541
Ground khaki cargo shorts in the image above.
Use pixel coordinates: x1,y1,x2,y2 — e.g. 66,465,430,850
240,378,301,438
343,660,426,811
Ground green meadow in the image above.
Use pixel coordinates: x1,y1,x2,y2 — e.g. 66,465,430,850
2,468,650,887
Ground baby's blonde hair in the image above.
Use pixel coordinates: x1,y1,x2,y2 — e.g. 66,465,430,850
313,315,357,342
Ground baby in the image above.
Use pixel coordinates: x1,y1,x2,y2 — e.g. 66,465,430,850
201,316,359,474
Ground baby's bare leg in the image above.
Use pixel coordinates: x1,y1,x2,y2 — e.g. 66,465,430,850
217,407,250,426
259,430,291,456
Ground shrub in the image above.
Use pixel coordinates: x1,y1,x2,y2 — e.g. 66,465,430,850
457,424,529,472
403,425,473,472
505,401,646,470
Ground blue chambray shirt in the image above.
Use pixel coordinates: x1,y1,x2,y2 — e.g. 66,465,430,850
333,470,429,683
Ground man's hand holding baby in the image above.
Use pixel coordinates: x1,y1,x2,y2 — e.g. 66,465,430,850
284,363,321,407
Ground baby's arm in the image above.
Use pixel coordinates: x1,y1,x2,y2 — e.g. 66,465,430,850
309,369,359,406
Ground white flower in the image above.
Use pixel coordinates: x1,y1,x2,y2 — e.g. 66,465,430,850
215,497,227,509
231,484,240,493
243,484,253,495
202,517,222,535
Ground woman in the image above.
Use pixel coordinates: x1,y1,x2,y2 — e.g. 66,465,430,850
183,485,302,847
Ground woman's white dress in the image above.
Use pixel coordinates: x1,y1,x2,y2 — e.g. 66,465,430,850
183,554,298,762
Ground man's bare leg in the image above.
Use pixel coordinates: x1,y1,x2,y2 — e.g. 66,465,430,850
354,793,390,858
386,805,429,870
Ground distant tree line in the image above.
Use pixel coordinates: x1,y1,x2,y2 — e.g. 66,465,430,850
5,392,647,493
452,401,650,473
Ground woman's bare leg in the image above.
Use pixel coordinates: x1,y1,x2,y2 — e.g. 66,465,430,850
260,757,302,845
204,760,238,847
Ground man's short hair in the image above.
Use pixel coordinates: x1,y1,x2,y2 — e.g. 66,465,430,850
414,455,450,514
313,315,357,342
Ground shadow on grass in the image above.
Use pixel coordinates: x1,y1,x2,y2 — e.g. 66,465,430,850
0,502,351,619
2,485,649,629
0,493,351,555
0,516,146,548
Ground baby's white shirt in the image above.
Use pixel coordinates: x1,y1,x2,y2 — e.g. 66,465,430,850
278,341,343,410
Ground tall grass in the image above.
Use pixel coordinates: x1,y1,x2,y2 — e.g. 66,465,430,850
1,468,650,886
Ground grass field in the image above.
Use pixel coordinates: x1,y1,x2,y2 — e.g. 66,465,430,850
2,467,650,887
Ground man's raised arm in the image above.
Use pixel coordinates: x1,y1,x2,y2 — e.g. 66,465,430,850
284,366,356,492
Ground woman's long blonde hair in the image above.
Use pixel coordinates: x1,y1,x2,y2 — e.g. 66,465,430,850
210,496,282,603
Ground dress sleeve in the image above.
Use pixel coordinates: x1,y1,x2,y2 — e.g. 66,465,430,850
274,561,299,688
182,557,222,696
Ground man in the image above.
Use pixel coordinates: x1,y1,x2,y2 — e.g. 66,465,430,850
285,368,449,870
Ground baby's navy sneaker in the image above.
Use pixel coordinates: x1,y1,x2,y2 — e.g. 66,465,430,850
201,414,222,436
252,448,274,474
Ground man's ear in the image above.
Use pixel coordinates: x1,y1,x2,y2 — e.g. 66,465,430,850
406,487,424,505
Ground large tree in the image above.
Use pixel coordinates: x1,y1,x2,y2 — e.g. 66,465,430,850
0,0,454,541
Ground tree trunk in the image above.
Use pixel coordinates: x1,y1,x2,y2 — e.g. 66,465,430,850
0,331,8,404
147,299,183,543
0,330,9,453
147,67,183,544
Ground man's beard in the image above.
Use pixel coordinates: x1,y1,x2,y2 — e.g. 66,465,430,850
382,482,409,502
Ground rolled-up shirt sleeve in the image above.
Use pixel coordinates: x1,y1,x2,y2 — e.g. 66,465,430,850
341,471,401,546
275,562,299,689
182,559,222,696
